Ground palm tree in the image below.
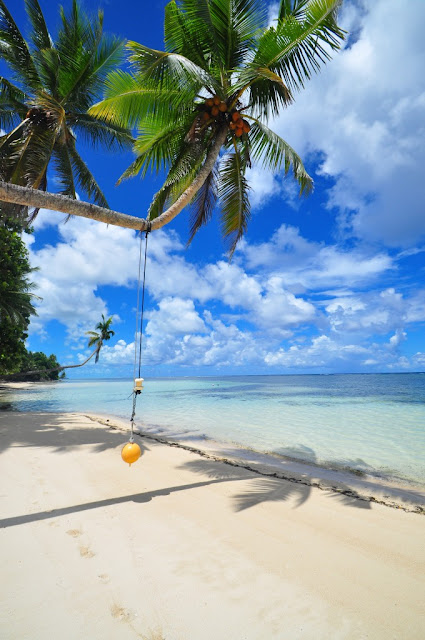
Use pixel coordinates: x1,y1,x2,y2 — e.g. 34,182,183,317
0,0,344,247
0,314,115,379
0,0,133,226
87,0,345,253
85,314,115,364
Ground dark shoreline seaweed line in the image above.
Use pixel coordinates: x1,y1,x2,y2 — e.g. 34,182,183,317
85,415,425,516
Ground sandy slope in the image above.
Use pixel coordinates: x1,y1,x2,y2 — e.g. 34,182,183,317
0,411,424,640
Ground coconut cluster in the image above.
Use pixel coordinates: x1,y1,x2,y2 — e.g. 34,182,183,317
200,95,251,137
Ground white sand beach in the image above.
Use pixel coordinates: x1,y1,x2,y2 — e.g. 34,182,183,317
1,411,424,639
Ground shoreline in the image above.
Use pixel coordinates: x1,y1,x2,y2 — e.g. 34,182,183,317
1,381,424,511
1,410,424,639
87,412,425,514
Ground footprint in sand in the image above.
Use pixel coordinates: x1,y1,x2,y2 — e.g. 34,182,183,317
66,529,81,538
98,573,110,584
110,603,133,623
79,545,95,558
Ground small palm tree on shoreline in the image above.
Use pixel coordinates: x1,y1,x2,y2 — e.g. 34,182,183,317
0,315,115,379
85,314,115,364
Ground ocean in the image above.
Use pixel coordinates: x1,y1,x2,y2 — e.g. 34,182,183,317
1,373,424,488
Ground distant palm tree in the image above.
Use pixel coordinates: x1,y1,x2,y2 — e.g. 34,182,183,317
1,314,115,379
0,0,133,225
85,314,115,364
90,0,345,253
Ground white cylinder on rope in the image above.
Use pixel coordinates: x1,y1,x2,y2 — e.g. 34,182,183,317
134,378,144,392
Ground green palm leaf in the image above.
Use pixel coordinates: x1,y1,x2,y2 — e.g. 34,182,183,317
67,139,108,208
88,70,193,129
188,165,218,244
248,119,312,194
250,0,344,93
0,78,28,129
24,0,52,52
68,113,134,150
0,0,40,91
127,40,216,93
218,150,251,255
209,0,268,70
52,143,76,199
0,0,132,226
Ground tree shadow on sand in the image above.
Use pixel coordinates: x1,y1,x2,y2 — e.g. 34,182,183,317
0,411,151,456
177,454,372,512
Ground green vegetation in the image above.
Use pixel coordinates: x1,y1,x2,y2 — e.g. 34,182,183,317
0,221,63,379
0,223,36,374
16,351,64,381
90,0,345,252
0,0,133,226
86,314,115,364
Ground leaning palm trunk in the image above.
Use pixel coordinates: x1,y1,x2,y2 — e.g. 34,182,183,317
0,128,228,232
0,348,99,380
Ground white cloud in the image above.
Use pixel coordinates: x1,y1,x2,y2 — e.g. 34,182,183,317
25,210,423,373
255,0,425,248
240,224,393,291
27,215,139,337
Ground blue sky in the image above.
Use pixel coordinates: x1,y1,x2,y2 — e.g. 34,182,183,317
7,0,425,377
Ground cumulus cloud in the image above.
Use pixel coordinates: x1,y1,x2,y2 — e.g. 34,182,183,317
26,208,424,373
261,0,425,248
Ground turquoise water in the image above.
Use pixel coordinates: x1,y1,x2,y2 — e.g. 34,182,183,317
1,374,424,486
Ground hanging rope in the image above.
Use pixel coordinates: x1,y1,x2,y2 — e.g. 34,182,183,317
129,223,151,439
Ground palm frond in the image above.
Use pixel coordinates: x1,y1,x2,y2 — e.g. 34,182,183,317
248,119,312,193
165,1,216,72
64,36,125,109
119,111,195,181
55,0,103,102
235,65,293,117
0,0,40,91
0,78,28,129
8,124,55,190
68,113,134,150
67,139,108,207
32,47,61,96
209,0,268,71
188,165,218,244
88,70,192,129
24,0,52,51
251,0,345,93
278,0,310,21
218,149,251,255
52,143,76,199
127,40,215,93
147,141,206,220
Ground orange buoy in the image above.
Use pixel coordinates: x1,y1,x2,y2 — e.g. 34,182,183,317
121,441,141,466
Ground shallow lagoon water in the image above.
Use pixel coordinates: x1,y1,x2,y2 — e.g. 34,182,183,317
2,373,424,486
